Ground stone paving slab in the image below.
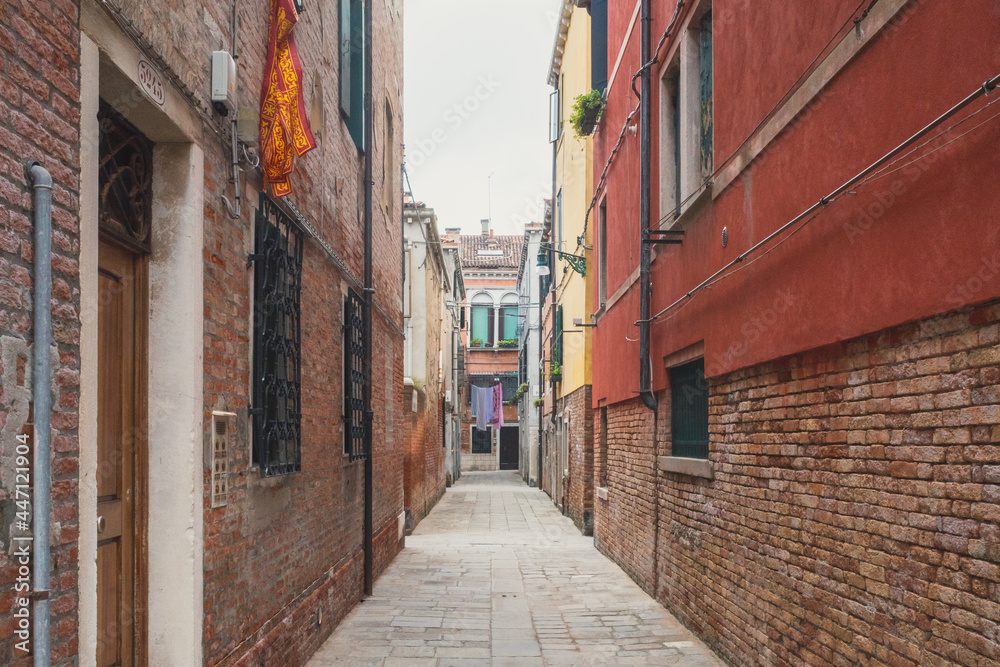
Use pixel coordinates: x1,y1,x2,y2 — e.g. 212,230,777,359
307,471,724,667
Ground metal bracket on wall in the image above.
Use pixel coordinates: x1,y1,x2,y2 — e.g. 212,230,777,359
642,230,685,245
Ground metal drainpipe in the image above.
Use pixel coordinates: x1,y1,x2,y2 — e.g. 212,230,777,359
25,160,52,667
362,0,375,596
638,0,657,412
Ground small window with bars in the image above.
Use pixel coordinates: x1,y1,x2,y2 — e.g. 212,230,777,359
251,195,303,477
344,288,368,461
670,359,709,459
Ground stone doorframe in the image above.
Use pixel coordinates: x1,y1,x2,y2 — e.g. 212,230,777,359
79,3,205,664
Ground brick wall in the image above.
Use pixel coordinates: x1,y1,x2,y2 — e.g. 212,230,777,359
594,397,658,594
0,1,81,664
560,385,593,535
403,385,445,530
598,298,1000,666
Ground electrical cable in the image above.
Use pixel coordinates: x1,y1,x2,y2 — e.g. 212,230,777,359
642,73,1000,326
580,0,878,258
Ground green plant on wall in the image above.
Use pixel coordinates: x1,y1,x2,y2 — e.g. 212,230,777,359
508,382,530,405
533,397,544,408
570,89,605,137
498,339,518,348
550,360,562,376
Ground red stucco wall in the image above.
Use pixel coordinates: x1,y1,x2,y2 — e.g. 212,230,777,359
593,0,1000,408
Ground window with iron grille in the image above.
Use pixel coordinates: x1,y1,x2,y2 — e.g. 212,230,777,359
251,194,303,477
468,373,519,403
670,359,709,459
344,288,368,461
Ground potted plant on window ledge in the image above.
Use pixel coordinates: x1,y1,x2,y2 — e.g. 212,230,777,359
470,338,483,348
550,360,562,382
570,89,605,137
498,338,518,349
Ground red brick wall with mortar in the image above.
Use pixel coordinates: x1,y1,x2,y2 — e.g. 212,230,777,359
0,1,81,664
62,1,406,666
561,384,593,535
402,386,445,531
599,298,1000,666
594,397,658,595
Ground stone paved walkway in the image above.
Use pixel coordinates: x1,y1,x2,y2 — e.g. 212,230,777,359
307,471,724,666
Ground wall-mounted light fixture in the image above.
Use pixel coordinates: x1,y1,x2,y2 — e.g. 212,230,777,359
537,244,586,277
293,0,305,13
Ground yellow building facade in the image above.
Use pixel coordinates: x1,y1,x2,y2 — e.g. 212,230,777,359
541,0,596,533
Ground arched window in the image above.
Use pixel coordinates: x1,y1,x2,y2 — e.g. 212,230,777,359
499,293,520,343
470,293,494,347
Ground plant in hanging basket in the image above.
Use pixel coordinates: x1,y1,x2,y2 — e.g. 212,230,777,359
533,397,544,408
570,89,605,137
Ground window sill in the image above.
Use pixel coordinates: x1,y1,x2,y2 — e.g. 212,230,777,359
658,455,714,480
248,465,296,486
596,486,609,501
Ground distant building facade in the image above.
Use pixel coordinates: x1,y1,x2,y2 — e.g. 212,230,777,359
403,201,457,530
455,222,522,472
441,231,466,485
517,222,544,486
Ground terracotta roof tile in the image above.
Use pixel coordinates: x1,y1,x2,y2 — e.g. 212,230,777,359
459,234,522,269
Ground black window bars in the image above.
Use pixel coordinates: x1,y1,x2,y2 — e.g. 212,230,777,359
344,287,368,461
250,194,303,477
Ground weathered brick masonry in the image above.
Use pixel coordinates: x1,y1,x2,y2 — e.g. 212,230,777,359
403,385,445,531
1,0,405,664
0,1,81,664
598,298,1000,666
560,385,593,535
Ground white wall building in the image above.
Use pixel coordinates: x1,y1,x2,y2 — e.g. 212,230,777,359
517,222,544,486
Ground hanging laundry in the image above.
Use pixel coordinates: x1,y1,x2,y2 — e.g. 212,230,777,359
474,385,493,431
492,384,504,428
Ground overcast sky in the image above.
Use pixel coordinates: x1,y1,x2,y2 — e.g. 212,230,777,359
403,0,563,236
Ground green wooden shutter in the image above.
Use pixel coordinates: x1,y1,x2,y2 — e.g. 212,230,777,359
472,306,489,343
670,359,709,459
339,0,351,115
590,0,608,92
503,308,518,340
339,0,365,150
699,11,713,176
552,306,563,366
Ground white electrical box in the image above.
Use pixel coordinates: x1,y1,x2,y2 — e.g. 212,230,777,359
211,51,237,115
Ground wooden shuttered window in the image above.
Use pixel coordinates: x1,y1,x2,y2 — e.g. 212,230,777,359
339,0,365,149
699,10,713,176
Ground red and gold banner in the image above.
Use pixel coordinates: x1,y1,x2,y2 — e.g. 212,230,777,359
260,0,317,198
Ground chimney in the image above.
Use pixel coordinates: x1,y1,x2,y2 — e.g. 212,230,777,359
481,219,490,236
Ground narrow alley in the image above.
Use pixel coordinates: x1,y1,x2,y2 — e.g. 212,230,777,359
307,471,723,667
4,1,1000,665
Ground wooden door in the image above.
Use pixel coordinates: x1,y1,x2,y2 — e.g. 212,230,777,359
97,238,146,666
499,426,519,470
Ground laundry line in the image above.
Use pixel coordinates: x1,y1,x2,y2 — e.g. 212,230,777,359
470,383,505,431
